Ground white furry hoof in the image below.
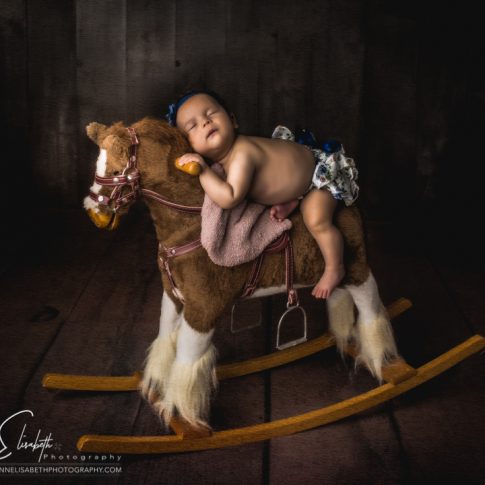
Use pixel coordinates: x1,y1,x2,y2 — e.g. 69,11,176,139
354,307,398,382
156,344,218,429
139,330,178,401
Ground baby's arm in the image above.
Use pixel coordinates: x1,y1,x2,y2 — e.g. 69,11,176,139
177,152,254,209
200,155,254,209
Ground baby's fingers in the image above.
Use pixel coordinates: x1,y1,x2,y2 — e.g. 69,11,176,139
175,156,202,176
177,154,194,165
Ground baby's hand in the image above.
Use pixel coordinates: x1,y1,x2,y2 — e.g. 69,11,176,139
175,153,207,175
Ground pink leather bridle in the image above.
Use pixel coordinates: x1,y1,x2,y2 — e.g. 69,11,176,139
88,127,299,307
89,127,201,214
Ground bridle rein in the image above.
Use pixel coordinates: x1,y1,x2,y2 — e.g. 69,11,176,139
88,126,300,315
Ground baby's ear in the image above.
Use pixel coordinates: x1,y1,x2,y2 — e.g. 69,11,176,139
230,112,239,129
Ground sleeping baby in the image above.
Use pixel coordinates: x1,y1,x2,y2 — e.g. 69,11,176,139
166,89,359,298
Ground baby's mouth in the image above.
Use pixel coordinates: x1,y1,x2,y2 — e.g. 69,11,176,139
207,128,218,139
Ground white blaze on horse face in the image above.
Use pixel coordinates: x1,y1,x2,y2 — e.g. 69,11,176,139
83,148,108,212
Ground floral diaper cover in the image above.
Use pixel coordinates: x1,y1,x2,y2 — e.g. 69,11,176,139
271,125,359,206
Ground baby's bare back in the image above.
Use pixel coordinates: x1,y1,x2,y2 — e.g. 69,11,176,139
232,135,315,205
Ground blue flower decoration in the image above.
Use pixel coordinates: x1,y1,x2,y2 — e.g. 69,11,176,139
295,128,318,148
322,140,342,154
293,127,343,155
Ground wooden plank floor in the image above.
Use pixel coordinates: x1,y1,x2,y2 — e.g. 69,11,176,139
0,207,483,484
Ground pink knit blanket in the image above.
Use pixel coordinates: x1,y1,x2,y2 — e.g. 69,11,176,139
200,163,292,267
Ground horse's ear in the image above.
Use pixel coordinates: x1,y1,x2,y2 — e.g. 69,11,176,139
86,122,108,145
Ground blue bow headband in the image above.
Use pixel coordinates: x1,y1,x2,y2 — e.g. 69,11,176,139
165,90,204,126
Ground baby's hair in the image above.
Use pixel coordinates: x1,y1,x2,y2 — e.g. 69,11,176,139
165,89,232,126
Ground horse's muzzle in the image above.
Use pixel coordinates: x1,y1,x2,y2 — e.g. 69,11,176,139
86,208,120,230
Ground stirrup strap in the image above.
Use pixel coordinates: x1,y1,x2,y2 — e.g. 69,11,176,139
241,231,298,307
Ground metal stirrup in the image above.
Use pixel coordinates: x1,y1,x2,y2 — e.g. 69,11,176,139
276,303,308,350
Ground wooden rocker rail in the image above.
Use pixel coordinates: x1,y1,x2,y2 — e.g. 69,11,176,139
42,297,413,391
41,297,485,454
77,334,485,454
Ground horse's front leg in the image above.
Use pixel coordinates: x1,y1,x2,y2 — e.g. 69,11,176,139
139,291,182,403
153,313,217,430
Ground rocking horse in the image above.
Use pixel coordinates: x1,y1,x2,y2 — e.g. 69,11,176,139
42,117,485,454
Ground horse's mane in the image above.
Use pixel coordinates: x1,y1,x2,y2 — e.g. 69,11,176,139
134,117,189,153
133,117,202,204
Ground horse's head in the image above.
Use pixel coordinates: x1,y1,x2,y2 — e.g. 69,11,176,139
83,117,199,230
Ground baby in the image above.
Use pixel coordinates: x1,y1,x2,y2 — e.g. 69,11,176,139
166,89,359,298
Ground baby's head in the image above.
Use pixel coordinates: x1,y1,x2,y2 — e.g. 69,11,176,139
165,89,238,159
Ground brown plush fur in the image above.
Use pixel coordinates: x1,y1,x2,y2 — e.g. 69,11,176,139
86,117,370,333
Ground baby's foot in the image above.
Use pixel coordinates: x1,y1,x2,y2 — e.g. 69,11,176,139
270,199,300,222
312,264,345,299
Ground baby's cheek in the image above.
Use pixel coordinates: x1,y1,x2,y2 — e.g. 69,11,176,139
187,134,197,146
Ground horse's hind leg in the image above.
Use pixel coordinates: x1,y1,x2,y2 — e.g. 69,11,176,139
327,287,356,357
139,291,181,403
154,317,217,429
346,272,398,381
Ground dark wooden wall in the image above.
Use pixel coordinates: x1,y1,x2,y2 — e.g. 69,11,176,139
0,3,483,481
1,0,483,255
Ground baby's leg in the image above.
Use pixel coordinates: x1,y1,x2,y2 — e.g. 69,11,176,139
270,199,300,222
300,189,345,299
